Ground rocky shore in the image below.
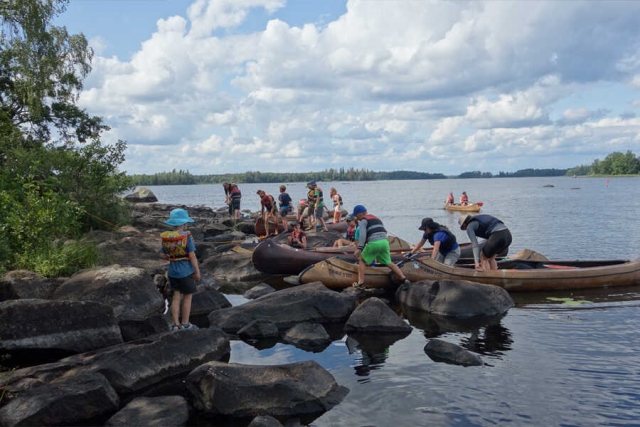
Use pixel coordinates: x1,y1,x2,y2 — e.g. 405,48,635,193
0,188,515,426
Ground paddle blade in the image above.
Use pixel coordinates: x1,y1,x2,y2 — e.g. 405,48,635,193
476,202,484,206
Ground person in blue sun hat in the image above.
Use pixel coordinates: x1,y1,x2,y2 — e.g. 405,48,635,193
160,208,200,331
351,204,411,288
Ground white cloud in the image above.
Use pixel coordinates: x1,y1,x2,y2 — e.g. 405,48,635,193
75,0,640,174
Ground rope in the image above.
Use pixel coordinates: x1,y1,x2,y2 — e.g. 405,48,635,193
82,209,118,228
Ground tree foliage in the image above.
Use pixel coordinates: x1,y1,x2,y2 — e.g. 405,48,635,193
0,0,132,274
567,150,640,176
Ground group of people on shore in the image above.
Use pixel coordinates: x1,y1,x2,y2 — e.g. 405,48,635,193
160,190,513,321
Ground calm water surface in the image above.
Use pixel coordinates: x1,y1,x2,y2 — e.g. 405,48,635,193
147,177,640,426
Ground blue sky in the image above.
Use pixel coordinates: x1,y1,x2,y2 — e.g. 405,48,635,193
56,0,640,175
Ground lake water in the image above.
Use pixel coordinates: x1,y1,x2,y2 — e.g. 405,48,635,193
146,177,640,426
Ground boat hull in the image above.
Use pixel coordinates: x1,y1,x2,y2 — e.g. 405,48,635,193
444,203,481,212
399,257,640,292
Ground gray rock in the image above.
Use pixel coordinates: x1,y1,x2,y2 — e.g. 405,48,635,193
1,327,230,398
202,251,268,282
118,314,170,341
190,289,232,317
395,280,514,318
51,265,165,321
243,283,276,299
238,319,280,339
344,297,412,334
185,360,348,418
0,372,119,427
282,323,331,352
208,282,356,334
0,299,123,357
105,395,190,426
0,270,57,301
124,186,158,203
248,415,284,427
424,338,483,366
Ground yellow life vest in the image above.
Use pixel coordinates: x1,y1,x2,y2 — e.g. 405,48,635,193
161,231,191,261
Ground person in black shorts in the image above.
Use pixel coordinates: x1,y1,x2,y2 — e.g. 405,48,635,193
459,214,512,272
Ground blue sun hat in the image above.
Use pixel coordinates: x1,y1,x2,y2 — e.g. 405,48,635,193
165,208,195,226
307,180,316,187
352,205,367,216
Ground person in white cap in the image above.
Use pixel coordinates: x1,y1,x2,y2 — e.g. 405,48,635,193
459,214,512,271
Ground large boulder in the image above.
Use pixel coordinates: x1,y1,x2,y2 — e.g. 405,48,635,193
202,251,268,282
344,297,412,334
208,282,356,334
0,299,122,361
0,270,57,301
50,265,165,321
124,186,158,203
1,327,230,399
185,360,348,418
0,372,119,427
395,280,514,318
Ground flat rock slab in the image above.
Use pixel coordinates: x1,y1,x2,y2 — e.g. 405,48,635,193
186,360,348,418
105,395,189,426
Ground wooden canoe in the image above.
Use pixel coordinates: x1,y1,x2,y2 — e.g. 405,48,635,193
444,203,482,212
298,255,397,289
251,236,411,275
398,257,640,292
254,217,348,236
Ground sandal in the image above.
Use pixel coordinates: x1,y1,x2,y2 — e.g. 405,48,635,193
181,322,199,331
171,323,181,332
351,282,366,290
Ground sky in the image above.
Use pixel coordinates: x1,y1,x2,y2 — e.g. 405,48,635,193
56,0,640,175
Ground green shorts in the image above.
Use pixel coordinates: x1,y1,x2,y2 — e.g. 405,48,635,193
361,239,391,265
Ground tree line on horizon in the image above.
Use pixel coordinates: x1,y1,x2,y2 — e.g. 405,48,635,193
129,150,640,186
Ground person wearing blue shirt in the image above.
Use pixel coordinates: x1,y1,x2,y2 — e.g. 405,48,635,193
160,208,200,331
407,217,460,266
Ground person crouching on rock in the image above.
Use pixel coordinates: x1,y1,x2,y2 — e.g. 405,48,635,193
288,221,307,249
160,208,200,331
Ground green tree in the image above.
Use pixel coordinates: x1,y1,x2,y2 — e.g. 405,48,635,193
0,0,132,274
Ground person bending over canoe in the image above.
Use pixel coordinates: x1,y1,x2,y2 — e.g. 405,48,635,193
257,190,278,236
352,205,410,288
287,221,307,249
406,217,461,266
459,191,469,206
459,214,512,272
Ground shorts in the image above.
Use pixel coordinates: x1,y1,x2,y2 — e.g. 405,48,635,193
168,275,197,294
279,207,290,217
231,199,240,210
314,206,325,219
361,239,392,265
435,246,461,266
482,229,513,259
334,205,341,213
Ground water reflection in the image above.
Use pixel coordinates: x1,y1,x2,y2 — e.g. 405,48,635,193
345,332,410,382
402,306,513,359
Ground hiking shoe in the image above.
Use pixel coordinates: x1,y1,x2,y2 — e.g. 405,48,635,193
351,282,366,290
402,278,411,285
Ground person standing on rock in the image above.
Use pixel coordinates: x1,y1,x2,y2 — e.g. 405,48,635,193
229,183,242,220
160,208,200,331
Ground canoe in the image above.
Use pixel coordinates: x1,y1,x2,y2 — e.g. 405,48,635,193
254,217,348,236
444,203,482,212
251,235,412,275
398,257,640,292
297,249,573,290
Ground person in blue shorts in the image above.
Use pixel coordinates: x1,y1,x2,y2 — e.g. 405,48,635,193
277,185,293,233
160,208,200,331
352,205,410,288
